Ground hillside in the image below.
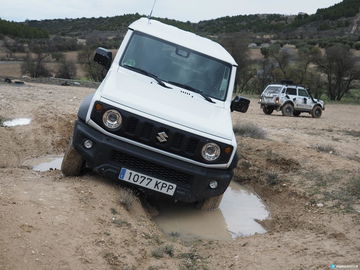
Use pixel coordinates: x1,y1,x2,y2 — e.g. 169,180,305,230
22,0,360,39
0,19,48,39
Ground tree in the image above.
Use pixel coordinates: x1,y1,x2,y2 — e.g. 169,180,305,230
316,44,360,100
56,57,77,79
219,34,255,92
296,46,322,84
21,52,51,78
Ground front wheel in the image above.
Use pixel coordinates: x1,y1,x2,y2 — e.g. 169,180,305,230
61,139,85,176
262,106,274,115
311,106,322,118
196,194,223,211
281,103,294,117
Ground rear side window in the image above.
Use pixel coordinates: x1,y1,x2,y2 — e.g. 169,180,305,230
286,88,296,95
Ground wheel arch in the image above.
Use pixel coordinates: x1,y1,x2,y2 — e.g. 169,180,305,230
78,94,94,121
280,101,294,109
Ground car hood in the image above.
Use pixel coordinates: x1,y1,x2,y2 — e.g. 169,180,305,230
98,69,233,141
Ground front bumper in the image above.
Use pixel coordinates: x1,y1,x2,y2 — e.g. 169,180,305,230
72,120,235,203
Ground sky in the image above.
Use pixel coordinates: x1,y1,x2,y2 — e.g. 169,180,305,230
0,0,343,23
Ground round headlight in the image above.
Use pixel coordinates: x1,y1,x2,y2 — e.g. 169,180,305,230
201,143,221,161
102,109,122,130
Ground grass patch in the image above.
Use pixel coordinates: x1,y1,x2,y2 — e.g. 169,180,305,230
310,173,360,213
347,155,360,162
313,144,336,154
169,231,180,238
110,208,118,215
151,245,174,259
178,252,208,270
348,176,360,199
343,130,360,138
233,122,266,139
321,88,360,104
266,172,282,186
111,218,130,227
0,116,5,127
118,188,135,211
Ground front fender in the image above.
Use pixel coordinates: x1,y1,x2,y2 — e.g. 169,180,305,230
77,94,94,121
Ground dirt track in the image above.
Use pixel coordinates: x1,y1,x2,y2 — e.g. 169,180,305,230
0,82,359,270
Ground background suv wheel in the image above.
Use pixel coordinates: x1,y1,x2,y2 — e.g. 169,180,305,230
311,105,322,118
262,106,274,115
281,103,294,117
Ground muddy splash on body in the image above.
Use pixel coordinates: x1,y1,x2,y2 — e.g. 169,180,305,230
154,182,269,240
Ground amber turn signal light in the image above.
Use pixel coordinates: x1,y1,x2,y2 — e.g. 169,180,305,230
95,103,103,111
224,146,233,154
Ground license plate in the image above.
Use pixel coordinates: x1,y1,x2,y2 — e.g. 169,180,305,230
118,168,176,196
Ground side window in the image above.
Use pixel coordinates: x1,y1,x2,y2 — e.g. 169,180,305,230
286,88,296,95
298,88,309,97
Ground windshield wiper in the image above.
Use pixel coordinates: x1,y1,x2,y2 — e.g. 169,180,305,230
123,65,172,89
167,81,215,103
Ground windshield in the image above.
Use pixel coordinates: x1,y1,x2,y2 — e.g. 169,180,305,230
264,86,282,95
120,32,232,101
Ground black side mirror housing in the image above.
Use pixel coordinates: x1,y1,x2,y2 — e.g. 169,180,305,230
94,47,112,69
231,96,250,113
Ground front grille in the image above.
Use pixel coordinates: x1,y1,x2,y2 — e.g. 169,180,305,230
91,102,233,164
111,150,192,188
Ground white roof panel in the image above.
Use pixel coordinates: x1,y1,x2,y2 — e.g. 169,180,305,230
128,18,237,66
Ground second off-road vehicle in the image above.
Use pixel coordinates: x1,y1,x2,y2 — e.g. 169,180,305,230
61,17,250,210
259,82,325,118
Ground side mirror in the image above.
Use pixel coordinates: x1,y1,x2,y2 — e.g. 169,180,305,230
94,47,112,69
231,96,250,113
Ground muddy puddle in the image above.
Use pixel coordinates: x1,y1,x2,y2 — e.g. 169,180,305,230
1,118,31,127
154,182,269,241
23,155,63,172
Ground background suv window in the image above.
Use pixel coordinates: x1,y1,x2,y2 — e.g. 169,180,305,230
298,89,309,97
286,88,296,95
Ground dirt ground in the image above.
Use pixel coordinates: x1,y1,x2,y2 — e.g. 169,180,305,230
0,82,359,270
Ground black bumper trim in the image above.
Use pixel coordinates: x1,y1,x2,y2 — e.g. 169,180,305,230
72,120,234,202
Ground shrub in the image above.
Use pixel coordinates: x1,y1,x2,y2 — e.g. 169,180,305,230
313,144,336,154
348,176,360,199
233,122,267,139
118,188,135,211
56,58,77,79
21,52,51,78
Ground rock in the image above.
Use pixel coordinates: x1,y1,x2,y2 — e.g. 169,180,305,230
316,203,324,208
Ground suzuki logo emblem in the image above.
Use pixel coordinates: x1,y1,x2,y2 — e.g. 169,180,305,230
156,131,168,143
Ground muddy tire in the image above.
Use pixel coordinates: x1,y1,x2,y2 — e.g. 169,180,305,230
311,105,322,118
262,106,274,115
196,194,223,211
61,139,85,176
281,103,294,117
293,111,301,117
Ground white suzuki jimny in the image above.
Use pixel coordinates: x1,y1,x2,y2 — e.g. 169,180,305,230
61,18,249,210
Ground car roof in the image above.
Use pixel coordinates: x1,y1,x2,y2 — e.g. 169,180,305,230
128,18,237,66
266,84,305,88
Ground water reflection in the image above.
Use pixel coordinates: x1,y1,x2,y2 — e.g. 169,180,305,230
154,182,269,240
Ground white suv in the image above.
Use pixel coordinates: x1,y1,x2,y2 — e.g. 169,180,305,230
61,18,249,210
259,82,325,118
